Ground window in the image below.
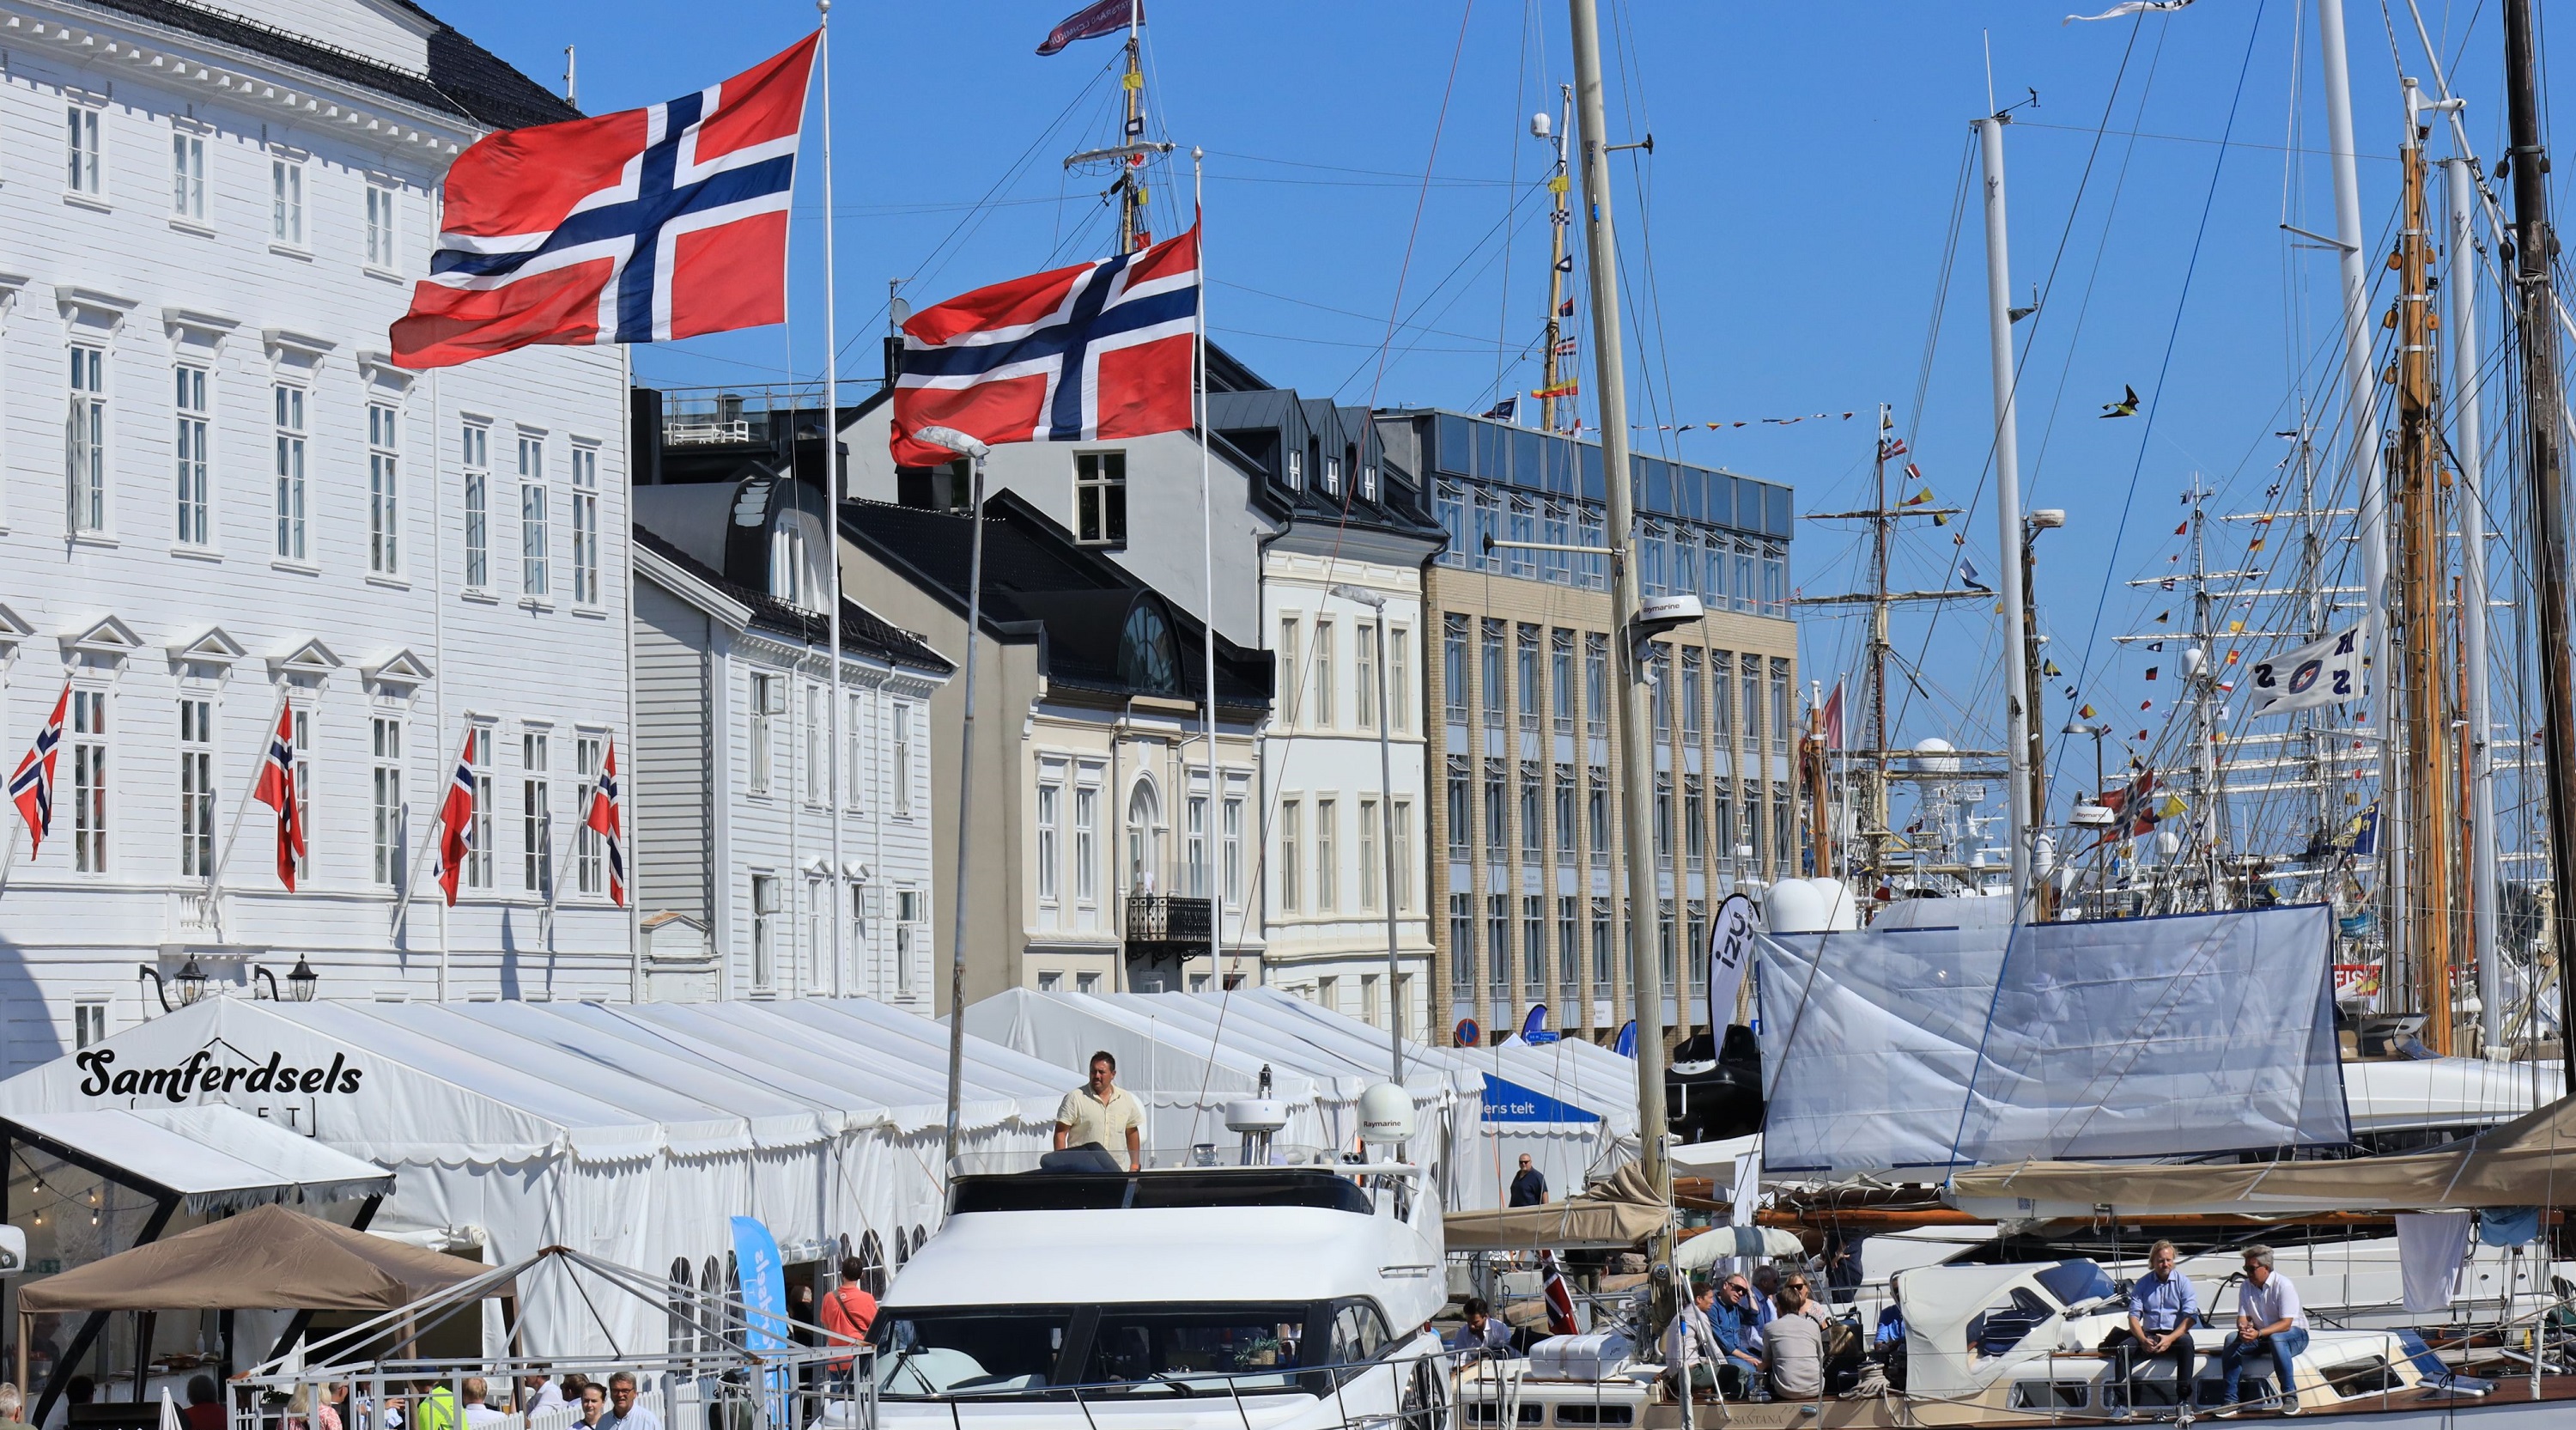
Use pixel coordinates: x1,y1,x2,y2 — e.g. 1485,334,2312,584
1524,895,1546,991
1442,615,1468,723
804,684,826,806
1479,620,1506,728
1074,451,1126,545
571,444,600,603
1675,528,1700,601
462,423,490,588
1487,893,1512,1002
1686,775,1706,861
1483,762,1506,852
1746,798,1765,870
290,706,313,882
773,526,806,606
1359,453,1377,501
1653,646,1672,738
1038,970,1062,993
273,384,307,559
1584,634,1608,735
1519,764,1542,857
1285,447,1304,490
171,127,205,220
366,182,399,270
1712,652,1735,745
1639,522,1668,597
1588,769,1609,863
1577,506,1607,587
1315,797,1337,912
1279,799,1302,912
1437,481,1468,569
1322,452,1341,496
1543,502,1572,585
519,435,549,596
1507,496,1537,578
1361,973,1381,1027
75,1002,108,1050
1278,618,1302,725
576,733,605,896
72,691,107,873
464,727,494,889
1554,765,1577,855
1036,776,1062,903
1688,900,1710,990
1713,778,1735,861
1659,900,1676,988
1076,971,1101,994
66,101,103,195
174,363,210,546
1314,620,1335,728
1742,661,1764,759
1655,774,1674,864
749,673,780,794
1075,782,1099,904
1449,891,1476,1012
1223,788,1245,906
522,730,551,893
896,889,921,994
1551,630,1575,733
1358,799,1380,910
1591,898,1613,989
1682,649,1704,741
1446,756,1470,856
892,702,914,815
179,698,215,878
374,717,404,886
846,693,866,812
1356,622,1377,729
1558,896,1580,1006
1776,794,1795,868
1735,539,1758,614
69,344,106,535
1389,627,1412,732
750,873,779,988
1764,540,1789,616
1771,660,1793,757
1517,624,1541,731
1186,790,1208,898
270,155,305,245
368,403,401,575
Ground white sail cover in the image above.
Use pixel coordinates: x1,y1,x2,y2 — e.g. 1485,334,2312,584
1756,904,2347,1176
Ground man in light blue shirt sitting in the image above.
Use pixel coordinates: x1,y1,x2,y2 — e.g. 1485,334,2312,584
2106,1240,2200,1421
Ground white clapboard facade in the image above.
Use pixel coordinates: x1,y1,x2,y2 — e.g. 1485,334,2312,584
0,1,636,1075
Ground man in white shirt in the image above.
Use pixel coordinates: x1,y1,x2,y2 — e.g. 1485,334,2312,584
1448,1298,1516,1360
2217,1245,2309,1416
458,1380,505,1430
1054,1050,1145,1171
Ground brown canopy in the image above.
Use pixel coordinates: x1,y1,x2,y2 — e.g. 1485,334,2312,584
1444,1160,1670,1250
16,1204,490,1313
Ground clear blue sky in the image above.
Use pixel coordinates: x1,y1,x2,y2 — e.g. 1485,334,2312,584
431,0,2552,802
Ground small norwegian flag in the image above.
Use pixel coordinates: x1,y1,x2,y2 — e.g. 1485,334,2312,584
890,225,1200,466
1819,681,1846,751
435,732,478,906
1540,1251,1581,1337
252,705,303,891
8,684,70,857
586,739,627,907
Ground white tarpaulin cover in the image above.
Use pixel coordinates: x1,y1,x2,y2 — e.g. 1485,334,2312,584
1757,904,2348,1176
7,1106,392,1212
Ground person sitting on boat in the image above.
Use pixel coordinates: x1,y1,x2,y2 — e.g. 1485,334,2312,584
1054,1050,1145,1172
1744,1264,1783,1349
1510,1153,1549,1206
1709,1275,1766,1397
1449,1298,1516,1359
1663,1278,1728,1398
1761,1275,1828,1402
2215,1246,2308,1418
2105,1240,2201,1421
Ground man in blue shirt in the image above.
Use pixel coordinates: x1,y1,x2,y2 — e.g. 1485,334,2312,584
1707,1275,1766,1397
2107,1241,2201,1421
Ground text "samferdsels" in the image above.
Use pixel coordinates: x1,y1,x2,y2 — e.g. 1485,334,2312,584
76,1048,364,1102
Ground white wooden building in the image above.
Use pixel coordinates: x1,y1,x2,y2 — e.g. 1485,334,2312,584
0,1,636,1076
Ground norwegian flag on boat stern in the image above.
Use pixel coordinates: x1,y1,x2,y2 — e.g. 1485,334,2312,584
889,225,1200,466
391,33,817,368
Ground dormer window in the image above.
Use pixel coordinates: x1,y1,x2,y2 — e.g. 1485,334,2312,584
1323,454,1341,496
771,522,808,608
1285,449,1303,491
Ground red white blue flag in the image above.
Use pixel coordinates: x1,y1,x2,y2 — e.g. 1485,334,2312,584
1036,0,1135,55
392,34,817,368
586,739,626,907
890,225,1200,466
252,704,303,891
436,732,478,905
8,685,69,857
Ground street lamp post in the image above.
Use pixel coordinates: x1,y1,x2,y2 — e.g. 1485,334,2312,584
1329,582,1406,1084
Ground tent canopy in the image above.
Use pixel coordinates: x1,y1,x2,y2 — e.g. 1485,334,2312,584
15,1204,485,1313
1443,1161,1668,1250
8,1106,392,1213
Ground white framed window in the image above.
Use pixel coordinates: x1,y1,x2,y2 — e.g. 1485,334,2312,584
575,733,605,896
1315,797,1337,912
1285,448,1303,490
894,888,920,995
803,683,825,806
74,1001,108,1050
1073,779,1099,906
170,127,205,221
1360,459,1379,502
1037,971,1062,993
1322,453,1341,496
845,693,866,813
72,689,107,873
464,726,494,889
771,521,805,607
273,384,307,560
1391,799,1413,911
179,697,215,878
750,873,779,989
1223,784,1245,907
519,435,549,596
1390,627,1412,733
69,344,106,535
1358,798,1380,910
174,363,210,546
749,672,781,794
290,705,313,882
1314,619,1335,729
365,181,400,271
892,701,914,816
1278,618,1301,725
522,729,551,893
1185,788,1208,899
66,102,100,195
368,403,401,575
1076,971,1101,994
373,716,404,886
570,443,600,604
1278,798,1301,913
1036,774,1062,904
270,155,306,246
459,423,491,589
1073,451,1126,546
1356,623,1377,729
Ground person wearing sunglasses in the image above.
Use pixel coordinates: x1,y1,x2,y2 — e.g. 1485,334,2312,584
1708,1277,1766,1397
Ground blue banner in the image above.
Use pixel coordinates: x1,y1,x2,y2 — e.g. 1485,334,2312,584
1481,1074,1601,1124
730,1214,792,1350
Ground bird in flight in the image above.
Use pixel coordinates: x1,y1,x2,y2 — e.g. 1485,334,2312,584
2100,385,2140,418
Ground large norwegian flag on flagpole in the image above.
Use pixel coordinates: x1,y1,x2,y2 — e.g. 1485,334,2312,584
434,733,478,906
251,704,304,891
586,740,626,908
7,685,70,857
890,224,1200,466
391,33,817,368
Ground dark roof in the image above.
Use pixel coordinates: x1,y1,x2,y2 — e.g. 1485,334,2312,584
635,524,952,676
1209,389,1444,545
841,492,1272,715
88,0,580,131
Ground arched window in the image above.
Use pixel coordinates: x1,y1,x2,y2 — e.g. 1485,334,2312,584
1117,599,1179,694
668,1258,696,1359
701,1254,725,1352
1127,780,1162,895
858,1230,887,1296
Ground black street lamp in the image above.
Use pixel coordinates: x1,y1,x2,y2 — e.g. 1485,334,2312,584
287,956,319,1002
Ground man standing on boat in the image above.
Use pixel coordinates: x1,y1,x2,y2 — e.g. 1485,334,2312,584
2106,1240,2201,1421
1054,1050,1145,1171
1510,1153,1549,1206
2215,1247,2307,1417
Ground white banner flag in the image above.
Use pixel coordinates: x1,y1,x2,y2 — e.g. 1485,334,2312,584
2245,620,2367,719
1704,892,1759,1029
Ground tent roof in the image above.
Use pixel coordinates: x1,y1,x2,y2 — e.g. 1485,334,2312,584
6,1106,392,1214
15,1203,484,1312
1443,1161,1668,1250
1482,1036,1639,1135
1097,989,1477,1100
957,989,1327,1104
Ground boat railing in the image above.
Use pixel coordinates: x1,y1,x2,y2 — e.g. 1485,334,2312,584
877,1343,1540,1429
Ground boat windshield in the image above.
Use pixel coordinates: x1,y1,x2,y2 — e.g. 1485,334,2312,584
2034,1260,2117,1311
873,1303,1318,1400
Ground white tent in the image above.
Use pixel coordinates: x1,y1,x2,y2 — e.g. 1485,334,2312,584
1463,1034,1640,1202
0,996,1059,1355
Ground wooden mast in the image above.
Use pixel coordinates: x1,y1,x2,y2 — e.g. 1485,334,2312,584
1539,85,1573,433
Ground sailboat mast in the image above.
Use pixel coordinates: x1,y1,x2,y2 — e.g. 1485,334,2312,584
1540,85,1573,433
1975,113,2038,919
2445,154,2502,1051
2502,0,2576,1083
1564,0,1673,1261
1870,403,1894,887
2190,481,2217,904
1118,3,1145,253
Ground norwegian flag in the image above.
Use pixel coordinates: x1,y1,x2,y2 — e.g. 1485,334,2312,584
586,739,627,907
8,685,70,857
890,225,1200,466
1819,681,1845,751
1540,1251,1581,1337
391,34,817,368
435,732,478,906
251,705,304,891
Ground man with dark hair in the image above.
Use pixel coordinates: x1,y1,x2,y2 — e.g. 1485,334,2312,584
1054,1049,1143,1171
182,1378,222,1430
1448,1298,1513,1359
820,1256,879,1381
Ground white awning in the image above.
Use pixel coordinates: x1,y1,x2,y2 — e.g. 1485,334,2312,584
8,1105,393,1213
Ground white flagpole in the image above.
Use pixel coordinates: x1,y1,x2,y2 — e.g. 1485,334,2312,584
820,0,847,1000
1193,149,1220,989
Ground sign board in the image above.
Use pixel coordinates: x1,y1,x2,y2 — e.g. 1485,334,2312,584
1455,1018,1481,1048
1704,893,1759,1028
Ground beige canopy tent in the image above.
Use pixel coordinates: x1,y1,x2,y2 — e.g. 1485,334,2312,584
1948,1092,2576,1220
15,1204,486,1313
1444,1161,1668,1250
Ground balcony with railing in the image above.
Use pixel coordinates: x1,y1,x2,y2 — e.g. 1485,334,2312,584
651,381,876,448
1123,893,1212,952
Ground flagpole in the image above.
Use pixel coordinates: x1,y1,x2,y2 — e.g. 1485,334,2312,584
430,363,449,994
1193,149,1220,991
206,686,290,941
820,0,847,1001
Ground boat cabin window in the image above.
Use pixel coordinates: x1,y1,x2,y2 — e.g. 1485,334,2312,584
1461,1406,1545,1425
877,1300,1384,1399
2032,1260,2117,1311
875,1306,1077,1396
1082,1303,1311,1390
1965,1288,2056,1358
2009,1382,2090,1411
1323,1299,1394,1366
1552,1404,1636,1425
